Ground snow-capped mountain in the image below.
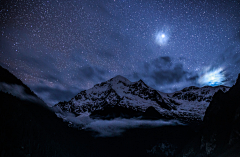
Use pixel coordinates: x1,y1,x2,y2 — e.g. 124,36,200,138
161,85,229,120
55,75,229,121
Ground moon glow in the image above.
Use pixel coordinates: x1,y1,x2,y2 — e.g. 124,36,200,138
155,31,169,46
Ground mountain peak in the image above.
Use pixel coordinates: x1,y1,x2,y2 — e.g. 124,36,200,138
136,79,148,87
112,75,127,80
108,75,131,84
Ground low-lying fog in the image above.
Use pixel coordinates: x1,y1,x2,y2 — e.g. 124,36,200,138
56,112,184,137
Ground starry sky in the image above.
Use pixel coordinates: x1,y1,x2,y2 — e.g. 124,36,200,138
1,0,240,105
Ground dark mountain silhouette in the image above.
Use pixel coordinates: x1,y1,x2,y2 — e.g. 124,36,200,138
181,74,240,157
142,106,165,120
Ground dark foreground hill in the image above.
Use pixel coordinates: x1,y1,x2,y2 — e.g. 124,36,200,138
181,74,240,157
0,91,75,157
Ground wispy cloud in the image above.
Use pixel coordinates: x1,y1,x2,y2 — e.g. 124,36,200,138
0,83,39,102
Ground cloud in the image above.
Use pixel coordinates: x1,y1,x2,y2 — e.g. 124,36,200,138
58,113,183,137
85,118,183,137
0,83,39,102
31,85,80,106
197,67,226,86
131,56,199,92
145,56,188,84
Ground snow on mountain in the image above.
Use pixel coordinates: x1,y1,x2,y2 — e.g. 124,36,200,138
55,75,229,121
160,85,229,120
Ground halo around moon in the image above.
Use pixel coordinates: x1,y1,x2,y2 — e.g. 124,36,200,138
155,31,170,46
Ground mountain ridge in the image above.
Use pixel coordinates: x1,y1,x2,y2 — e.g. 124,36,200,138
55,75,229,122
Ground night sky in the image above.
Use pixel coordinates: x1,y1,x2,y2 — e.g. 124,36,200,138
1,0,240,105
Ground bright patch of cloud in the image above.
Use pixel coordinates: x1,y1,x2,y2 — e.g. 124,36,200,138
198,67,226,86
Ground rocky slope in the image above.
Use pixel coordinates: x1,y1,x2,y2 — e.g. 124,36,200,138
161,85,229,120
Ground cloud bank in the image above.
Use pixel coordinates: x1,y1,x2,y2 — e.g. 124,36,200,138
57,112,183,137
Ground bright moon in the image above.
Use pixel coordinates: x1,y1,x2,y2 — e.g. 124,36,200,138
155,32,169,46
